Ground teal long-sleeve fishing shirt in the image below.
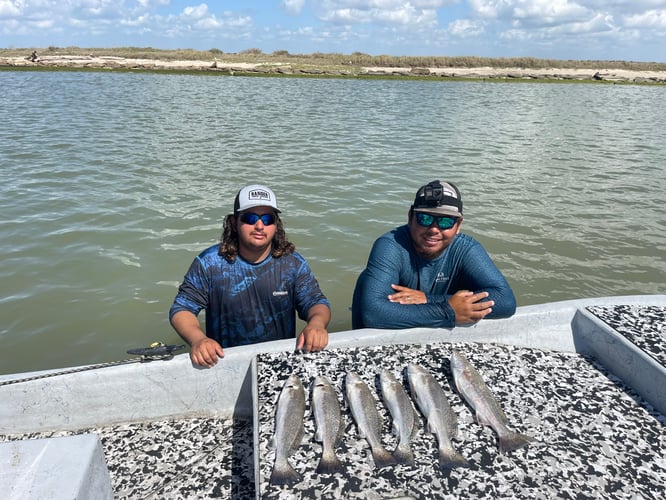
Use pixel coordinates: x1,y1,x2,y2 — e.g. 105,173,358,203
351,225,516,329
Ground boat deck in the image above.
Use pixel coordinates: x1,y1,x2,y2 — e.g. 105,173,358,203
1,303,664,499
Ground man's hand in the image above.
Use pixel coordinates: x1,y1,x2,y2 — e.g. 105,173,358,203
190,337,224,368
170,310,224,368
448,290,494,325
297,323,328,353
296,304,330,352
388,284,427,304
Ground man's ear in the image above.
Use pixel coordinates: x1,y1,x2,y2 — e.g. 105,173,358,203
455,217,463,234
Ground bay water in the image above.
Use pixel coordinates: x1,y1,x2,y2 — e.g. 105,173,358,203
1,71,665,375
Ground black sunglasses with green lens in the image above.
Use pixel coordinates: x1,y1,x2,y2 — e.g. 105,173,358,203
415,212,458,230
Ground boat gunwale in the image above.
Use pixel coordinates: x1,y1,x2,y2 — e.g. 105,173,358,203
1,294,664,435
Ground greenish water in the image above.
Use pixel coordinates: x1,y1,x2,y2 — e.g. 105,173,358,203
1,71,664,375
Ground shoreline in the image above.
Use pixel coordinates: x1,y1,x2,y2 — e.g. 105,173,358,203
3,55,666,83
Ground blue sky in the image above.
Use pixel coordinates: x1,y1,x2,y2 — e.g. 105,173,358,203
1,1,665,62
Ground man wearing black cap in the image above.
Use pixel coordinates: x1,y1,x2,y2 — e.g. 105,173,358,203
352,180,516,329
170,184,331,367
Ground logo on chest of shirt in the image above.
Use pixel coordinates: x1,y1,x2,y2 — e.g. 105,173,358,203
435,272,449,283
273,291,289,297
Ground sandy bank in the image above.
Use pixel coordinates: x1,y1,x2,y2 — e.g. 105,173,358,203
3,55,666,83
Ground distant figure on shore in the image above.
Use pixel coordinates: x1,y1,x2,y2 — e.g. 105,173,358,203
26,50,39,62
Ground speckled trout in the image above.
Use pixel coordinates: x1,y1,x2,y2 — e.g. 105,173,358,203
269,374,306,486
450,350,534,454
379,368,419,466
407,364,469,469
345,372,396,469
311,376,345,475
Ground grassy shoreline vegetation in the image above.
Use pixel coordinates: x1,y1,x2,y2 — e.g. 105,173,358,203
2,46,666,84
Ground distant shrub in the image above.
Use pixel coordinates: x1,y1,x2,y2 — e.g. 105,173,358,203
210,48,223,55
240,48,263,55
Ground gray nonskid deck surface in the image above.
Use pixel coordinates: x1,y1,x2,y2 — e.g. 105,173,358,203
256,341,666,499
1,417,256,499
587,305,665,365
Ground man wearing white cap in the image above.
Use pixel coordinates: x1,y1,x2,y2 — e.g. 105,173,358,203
170,184,331,367
352,180,515,329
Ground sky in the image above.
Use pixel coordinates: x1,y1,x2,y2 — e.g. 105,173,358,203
1,1,665,63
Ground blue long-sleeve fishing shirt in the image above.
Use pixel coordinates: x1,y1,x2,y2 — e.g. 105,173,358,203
351,225,516,329
170,244,330,348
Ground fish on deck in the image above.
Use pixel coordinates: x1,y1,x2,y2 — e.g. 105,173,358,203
407,363,469,469
379,368,419,466
270,374,306,486
345,371,396,469
311,376,346,475
450,350,534,454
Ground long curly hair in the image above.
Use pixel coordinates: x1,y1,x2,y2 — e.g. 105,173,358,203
219,213,295,262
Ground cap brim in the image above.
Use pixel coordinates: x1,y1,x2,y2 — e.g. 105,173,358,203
239,202,281,213
413,207,462,218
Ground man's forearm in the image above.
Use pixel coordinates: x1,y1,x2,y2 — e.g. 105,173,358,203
306,303,331,329
170,310,207,346
361,294,456,329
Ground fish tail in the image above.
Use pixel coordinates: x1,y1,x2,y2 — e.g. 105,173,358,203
316,450,345,474
371,446,397,469
269,458,301,486
499,432,534,454
392,443,415,466
438,448,470,470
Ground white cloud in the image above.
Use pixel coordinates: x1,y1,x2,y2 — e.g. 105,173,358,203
314,0,446,26
0,1,22,18
468,0,591,25
183,4,209,20
624,9,666,28
282,0,306,16
449,18,486,37
121,14,149,28
513,1,590,23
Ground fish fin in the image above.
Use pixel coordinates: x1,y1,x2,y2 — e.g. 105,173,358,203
475,411,493,428
292,424,306,450
270,458,301,486
316,451,345,475
392,444,415,467
438,448,470,470
412,407,421,432
424,413,438,435
499,432,534,454
425,411,444,436
371,446,397,469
